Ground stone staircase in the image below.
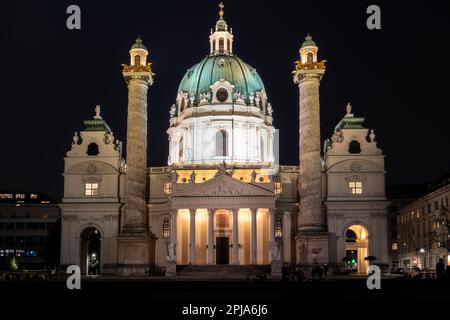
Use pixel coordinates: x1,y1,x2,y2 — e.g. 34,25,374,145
176,265,271,280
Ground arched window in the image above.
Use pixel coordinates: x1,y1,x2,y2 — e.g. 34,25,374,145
227,39,231,52
213,40,216,52
348,140,361,154
215,130,227,156
87,143,99,156
134,55,141,66
178,137,184,159
307,52,314,63
219,38,224,53
260,136,265,161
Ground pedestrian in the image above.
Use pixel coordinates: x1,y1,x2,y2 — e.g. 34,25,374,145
436,258,445,279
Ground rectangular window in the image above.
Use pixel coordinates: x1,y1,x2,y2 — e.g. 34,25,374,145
427,203,432,214
349,181,363,194
392,243,398,251
162,218,171,239
0,194,13,199
275,217,283,238
85,183,99,196
30,194,38,199
15,194,25,199
164,182,173,195
274,182,282,195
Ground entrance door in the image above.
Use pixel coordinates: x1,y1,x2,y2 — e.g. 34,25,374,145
216,237,229,264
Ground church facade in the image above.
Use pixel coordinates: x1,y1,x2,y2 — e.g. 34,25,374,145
59,7,389,277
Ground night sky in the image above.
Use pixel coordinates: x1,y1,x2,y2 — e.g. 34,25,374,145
2,0,449,200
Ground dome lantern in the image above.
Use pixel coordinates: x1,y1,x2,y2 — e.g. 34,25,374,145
209,2,234,55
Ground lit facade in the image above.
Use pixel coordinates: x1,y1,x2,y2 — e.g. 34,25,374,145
398,182,450,269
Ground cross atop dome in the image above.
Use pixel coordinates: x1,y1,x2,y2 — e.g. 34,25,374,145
219,2,225,19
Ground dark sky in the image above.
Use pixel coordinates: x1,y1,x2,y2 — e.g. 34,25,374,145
1,0,449,200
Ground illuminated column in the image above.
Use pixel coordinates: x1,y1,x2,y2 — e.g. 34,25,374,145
251,208,257,264
293,34,329,266
207,208,215,265
189,209,196,264
118,37,154,275
232,209,239,265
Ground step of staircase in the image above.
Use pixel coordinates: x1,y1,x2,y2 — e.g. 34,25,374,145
176,265,271,279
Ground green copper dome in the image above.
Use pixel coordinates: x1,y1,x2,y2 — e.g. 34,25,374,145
178,54,265,105
301,34,316,48
131,36,147,50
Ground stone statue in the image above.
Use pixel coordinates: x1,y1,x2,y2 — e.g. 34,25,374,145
215,161,227,177
200,92,210,104
114,140,123,155
346,102,352,116
169,104,176,118
167,240,177,261
94,105,102,119
323,138,331,153
250,170,257,183
72,132,79,145
105,131,113,144
235,92,244,103
369,129,376,142
271,240,281,262
249,93,255,105
189,171,197,184
267,103,273,116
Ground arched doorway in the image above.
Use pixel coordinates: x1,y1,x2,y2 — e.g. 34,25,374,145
345,225,369,274
80,227,101,276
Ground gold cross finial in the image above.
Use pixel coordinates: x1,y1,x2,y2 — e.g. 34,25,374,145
219,2,225,18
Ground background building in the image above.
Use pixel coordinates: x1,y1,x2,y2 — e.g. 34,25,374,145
398,175,450,269
0,192,60,271
386,184,429,270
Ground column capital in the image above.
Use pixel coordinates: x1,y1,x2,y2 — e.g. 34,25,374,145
250,208,258,214
231,208,239,215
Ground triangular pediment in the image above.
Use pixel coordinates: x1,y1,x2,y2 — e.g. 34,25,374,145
173,174,275,198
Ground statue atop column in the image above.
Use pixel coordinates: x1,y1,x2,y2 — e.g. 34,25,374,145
94,105,102,119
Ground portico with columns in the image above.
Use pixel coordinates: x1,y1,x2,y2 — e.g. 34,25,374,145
168,173,277,266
